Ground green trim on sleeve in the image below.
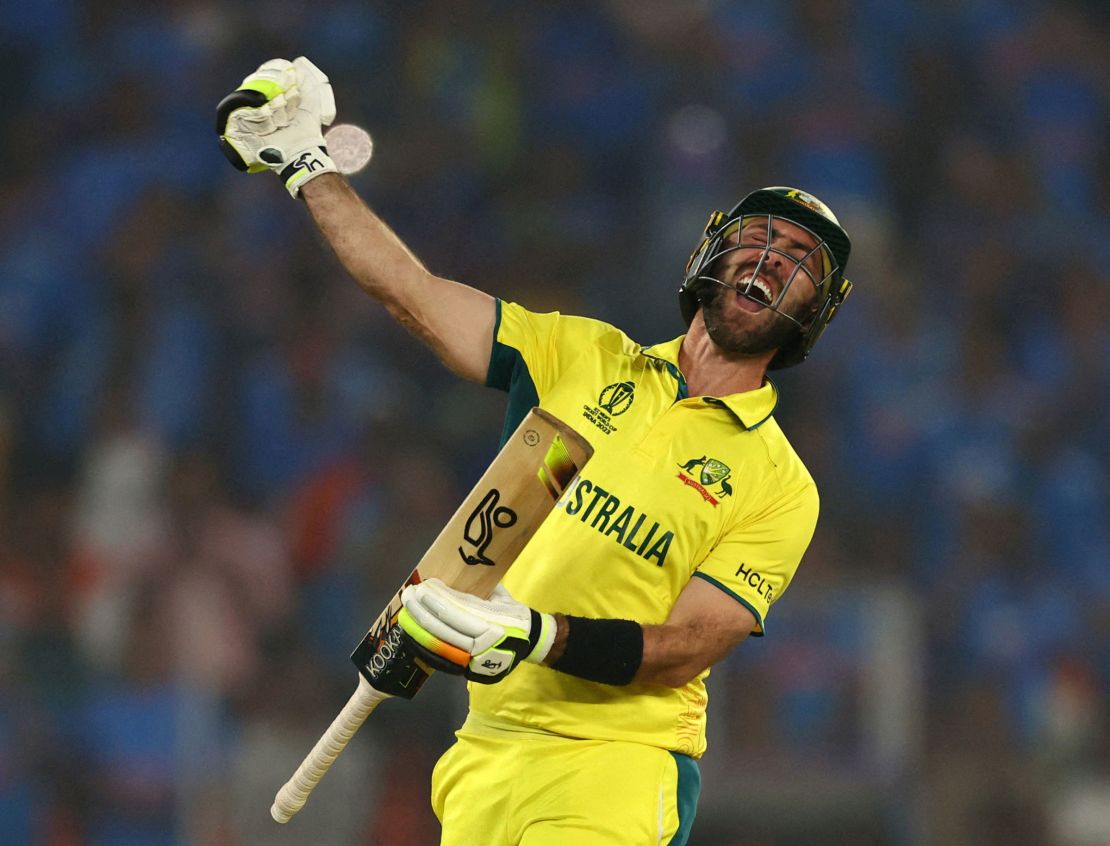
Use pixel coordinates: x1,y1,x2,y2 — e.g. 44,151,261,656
486,300,540,446
666,753,701,846
485,299,507,388
691,572,766,636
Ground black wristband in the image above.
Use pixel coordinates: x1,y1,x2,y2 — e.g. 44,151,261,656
550,616,643,686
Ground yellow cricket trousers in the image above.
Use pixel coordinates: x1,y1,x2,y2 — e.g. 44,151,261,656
431,713,700,846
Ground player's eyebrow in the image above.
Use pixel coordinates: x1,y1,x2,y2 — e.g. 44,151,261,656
741,224,816,254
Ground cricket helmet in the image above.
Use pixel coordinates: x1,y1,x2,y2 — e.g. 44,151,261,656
679,186,853,369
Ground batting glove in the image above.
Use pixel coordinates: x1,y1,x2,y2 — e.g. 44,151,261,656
216,57,337,197
398,579,556,684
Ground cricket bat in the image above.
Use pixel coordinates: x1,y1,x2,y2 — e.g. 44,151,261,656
270,408,592,823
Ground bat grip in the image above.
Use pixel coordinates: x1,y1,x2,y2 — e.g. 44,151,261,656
271,675,389,823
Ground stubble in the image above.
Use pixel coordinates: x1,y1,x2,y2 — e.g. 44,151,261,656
696,283,804,356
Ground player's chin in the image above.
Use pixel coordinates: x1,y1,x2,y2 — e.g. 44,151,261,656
704,321,768,356
707,311,796,357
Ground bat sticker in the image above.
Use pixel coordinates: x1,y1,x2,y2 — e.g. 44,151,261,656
458,488,518,566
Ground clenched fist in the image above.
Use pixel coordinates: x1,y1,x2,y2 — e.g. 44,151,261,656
216,57,336,197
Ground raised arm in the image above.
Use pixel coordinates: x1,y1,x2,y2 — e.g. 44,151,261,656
217,57,494,383
299,175,494,382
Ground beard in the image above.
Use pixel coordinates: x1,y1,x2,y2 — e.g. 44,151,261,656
696,282,803,356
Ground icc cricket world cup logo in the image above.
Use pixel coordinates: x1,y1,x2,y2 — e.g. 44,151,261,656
582,381,635,435
598,381,635,416
458,488,519,566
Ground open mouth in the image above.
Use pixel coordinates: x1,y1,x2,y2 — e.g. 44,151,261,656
734,274,774,311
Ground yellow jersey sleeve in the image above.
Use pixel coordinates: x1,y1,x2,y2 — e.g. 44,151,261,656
693,479,819,634
486,300,636,442
486,299,633,395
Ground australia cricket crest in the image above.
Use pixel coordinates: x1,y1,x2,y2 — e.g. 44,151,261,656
676,456,733,506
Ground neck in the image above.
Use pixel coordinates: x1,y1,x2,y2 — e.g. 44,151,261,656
678,313,773,397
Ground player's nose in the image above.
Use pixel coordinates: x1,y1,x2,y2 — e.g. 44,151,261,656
760,245,786,266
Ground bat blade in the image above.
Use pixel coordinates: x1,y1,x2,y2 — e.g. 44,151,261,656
271,408,591,823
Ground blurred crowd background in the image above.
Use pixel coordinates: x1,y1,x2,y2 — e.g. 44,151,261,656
1,1,1107,844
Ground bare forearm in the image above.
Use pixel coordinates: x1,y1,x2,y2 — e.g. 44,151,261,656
637,620,742,687
301,173,429,304
298,174,495,381
543,614,748,688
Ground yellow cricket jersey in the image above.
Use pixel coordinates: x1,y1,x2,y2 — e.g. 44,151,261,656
471,300,819,758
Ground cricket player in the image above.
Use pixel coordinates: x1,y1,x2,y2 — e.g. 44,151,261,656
219,59,853,845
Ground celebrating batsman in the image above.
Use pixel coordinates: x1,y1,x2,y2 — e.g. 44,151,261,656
219,58,852,845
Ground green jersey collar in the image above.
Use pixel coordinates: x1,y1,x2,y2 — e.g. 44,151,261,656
704,380,779,431
640,336,689,401
640,337,779,431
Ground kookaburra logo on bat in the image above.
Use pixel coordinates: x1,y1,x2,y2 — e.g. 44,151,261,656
459,488,519,566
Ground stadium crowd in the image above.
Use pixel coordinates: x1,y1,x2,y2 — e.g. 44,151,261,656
1,1,1106,844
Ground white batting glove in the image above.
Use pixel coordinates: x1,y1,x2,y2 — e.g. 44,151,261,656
398,579,556,684
216,57,337,197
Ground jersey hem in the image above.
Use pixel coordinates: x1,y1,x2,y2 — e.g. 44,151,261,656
461,708,707,757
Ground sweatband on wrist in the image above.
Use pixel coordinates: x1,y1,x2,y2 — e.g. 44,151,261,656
549,616,643,686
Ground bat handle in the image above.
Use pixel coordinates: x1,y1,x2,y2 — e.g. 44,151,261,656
271,675,389,823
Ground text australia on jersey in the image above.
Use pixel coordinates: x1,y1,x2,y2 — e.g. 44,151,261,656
557,477,675,567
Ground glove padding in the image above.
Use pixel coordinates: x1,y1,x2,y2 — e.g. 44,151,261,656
216,56,337,197
398,579,556,684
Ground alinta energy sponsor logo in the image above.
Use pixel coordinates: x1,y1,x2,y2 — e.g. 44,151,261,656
676,456,733,506
582,381,635,435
